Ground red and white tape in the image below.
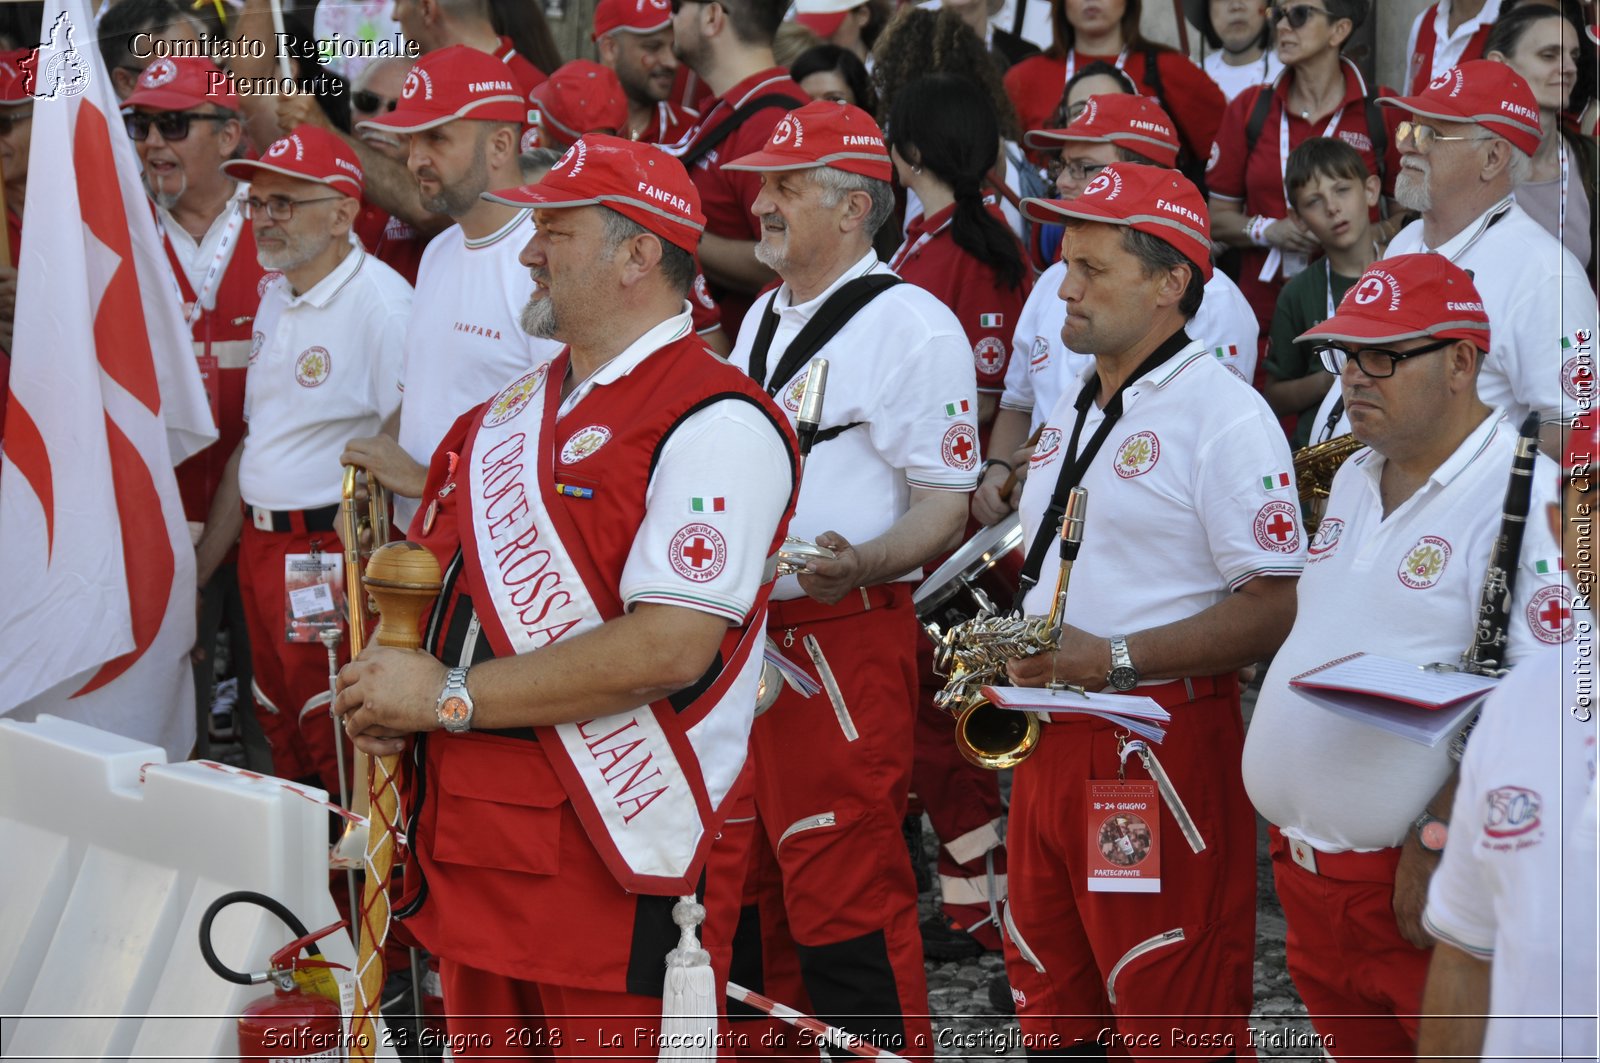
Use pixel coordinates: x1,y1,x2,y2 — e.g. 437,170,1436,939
726,981,909,1060
141,760,367,826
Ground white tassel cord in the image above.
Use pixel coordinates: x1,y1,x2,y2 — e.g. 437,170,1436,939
658,894,717,1062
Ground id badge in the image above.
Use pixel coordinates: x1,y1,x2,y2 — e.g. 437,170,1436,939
284,551,345,643
1086,779,1161,893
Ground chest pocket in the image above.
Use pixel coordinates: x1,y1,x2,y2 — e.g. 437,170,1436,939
430,734,568,877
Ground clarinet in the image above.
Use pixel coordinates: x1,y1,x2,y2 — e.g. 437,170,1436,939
1460,412,1542,676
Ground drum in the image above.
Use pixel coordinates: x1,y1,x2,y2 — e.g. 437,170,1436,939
913,514,1025,641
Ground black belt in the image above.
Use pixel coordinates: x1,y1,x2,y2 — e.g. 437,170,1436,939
245,503,339,533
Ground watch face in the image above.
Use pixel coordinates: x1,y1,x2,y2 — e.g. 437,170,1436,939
1109,667,1139,692
439,696,470,725
1421,820,1448,850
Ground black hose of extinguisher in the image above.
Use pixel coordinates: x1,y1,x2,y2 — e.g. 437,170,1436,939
199,890,320,985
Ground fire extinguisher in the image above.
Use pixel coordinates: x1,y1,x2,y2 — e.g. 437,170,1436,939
200,890,350,1061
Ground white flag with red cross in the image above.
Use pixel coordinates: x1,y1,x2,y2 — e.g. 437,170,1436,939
0,0,217,760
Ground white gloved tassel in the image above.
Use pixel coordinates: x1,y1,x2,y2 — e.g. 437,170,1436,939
658,894,716,1063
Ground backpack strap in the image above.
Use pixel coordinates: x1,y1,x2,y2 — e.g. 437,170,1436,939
1243,82,1276,157
680,93,804,169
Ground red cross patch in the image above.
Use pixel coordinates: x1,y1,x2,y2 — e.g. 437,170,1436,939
1253,500,1300,553
942,423,978,471
669,523,727,583
1526,584,1575,644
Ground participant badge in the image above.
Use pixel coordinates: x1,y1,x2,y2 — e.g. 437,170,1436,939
1086,779,1161,893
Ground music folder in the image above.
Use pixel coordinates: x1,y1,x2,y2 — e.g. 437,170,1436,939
1289,652,1500,747
980,685,1171,743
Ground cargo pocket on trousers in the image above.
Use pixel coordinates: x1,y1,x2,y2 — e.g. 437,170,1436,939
1106,925,1188,1006
430,736,567,876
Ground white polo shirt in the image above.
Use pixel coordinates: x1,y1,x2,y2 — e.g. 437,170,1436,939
1242,413,1569,852
1405,0,1505,89
1310,200,1599,435
1018,340,1304,634
1424,644,1597,1063
553,309,795,624
396,209,562,528
1000,260,1260,431
240,247,412,511
730,251,979,600
1202,50,1285,104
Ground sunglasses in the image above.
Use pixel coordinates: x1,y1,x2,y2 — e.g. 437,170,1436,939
1396,120,1493,154
0,110,32,136
1270,4,1333,29
124,110,230,142
1317,337,1456,378
351,90,399,115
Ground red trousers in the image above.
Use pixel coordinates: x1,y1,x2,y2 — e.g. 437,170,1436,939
1001,675,1256,1059
439,958,741,1060
1268,829,1430,1062
734,587,933,1059
911,636,1007,948
236,518,351,793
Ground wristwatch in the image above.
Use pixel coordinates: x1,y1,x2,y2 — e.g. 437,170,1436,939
1412,810,1449,852
1106,636,1140,692
436,667,476,733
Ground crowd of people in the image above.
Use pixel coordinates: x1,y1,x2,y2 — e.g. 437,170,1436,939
0,0,1596,1057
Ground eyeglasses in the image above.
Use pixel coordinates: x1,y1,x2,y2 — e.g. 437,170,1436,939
245,195,345,222
0,110,32,136
124,110,230,142
1317,337,1456,378
351,90,399,115
1395,120,1493,154
1050,159,1110,184
1270,4,1333,29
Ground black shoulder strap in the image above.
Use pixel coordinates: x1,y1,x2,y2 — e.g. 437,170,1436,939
748,273,904,396
1139,45,1164,102
680,93,803,168
1244,83,1275,156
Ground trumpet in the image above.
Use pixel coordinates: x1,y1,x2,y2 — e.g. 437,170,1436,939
329,464,392,874
931,487,1088,770
773,359,838,577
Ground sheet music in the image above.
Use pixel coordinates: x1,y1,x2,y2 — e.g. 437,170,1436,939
1290,653,1499,709
981,685,1170,743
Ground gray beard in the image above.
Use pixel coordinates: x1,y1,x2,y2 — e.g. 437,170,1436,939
753,236,789,275
146,170,187,211
520,293,557,338
1394,169,1432,213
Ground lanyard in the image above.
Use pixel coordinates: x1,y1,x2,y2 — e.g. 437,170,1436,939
154,187,248,324
1261,102,1344,281
1064,47,1128,84
888,213,952,272
1324,259,1336,319
1559,136,1570,248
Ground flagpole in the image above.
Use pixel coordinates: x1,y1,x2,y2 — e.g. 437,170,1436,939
268,0,292,81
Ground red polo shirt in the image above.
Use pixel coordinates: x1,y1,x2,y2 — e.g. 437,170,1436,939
892,203,1032,403
1003,48,1226,162
635,99,701,152
1207,59,1398,327
682,67,808,339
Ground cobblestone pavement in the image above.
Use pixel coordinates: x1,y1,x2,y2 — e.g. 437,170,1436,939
917,682,1321,1059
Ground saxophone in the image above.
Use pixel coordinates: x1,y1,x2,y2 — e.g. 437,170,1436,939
1292,433,1362,532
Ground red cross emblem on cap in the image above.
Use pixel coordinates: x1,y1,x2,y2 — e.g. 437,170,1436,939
1353,277,1387,305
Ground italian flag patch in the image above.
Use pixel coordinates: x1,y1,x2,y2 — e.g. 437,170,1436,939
1534,557,1566,575
979,313,1003,328
944,399,971,416
1562,328,1593,351
1261,471,1291,490
689,496,726,513
1214,345,1238,359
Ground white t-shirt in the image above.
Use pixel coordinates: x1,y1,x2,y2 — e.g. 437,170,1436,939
396,209,562,528
1000,260,1260,431
1405,0,1505,91
1202,49,1285,104
1243,414,1570,852
1312,200,1599,436
729,251,980,600
1424,643,1597,1063
1018,340,1304,632
555,310,795,624
241,248,412,511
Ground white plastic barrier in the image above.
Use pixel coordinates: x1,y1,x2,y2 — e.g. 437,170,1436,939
0,715,396,1061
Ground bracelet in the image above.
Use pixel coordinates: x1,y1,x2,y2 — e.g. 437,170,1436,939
981,458,1014,477
1246,215,1273,247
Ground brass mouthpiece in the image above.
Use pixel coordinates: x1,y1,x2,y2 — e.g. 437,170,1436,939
797,358,829,435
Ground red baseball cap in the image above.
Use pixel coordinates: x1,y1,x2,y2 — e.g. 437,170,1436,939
1378,59,1543,157
723,100,891,182
794,0,867,38
1296,254,1491,352
0,49,30,106
1021,164,1213,281
592,0,673,38
122,56,242,113
524,60,628,150
485,134,705,253
1023,94,1181,169
221,124,364,197
360,45,526,134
